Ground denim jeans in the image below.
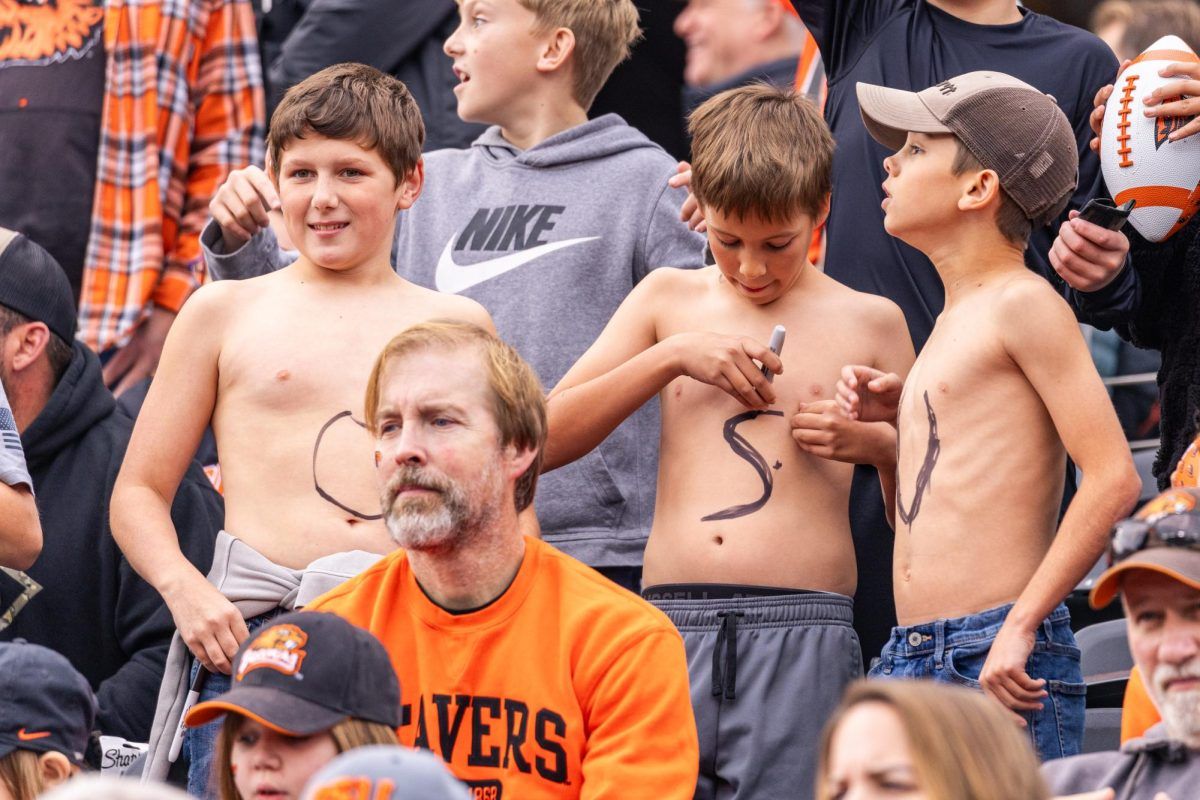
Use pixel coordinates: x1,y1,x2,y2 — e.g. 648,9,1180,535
183,610,282,798
868,603,1085,760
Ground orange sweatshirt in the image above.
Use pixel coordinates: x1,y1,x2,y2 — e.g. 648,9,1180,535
307,537,699,799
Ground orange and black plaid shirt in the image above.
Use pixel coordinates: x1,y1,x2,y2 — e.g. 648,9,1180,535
80,0,265,351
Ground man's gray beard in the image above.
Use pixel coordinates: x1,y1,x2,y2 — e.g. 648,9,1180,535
381,460,501,553
1151,663,1200,746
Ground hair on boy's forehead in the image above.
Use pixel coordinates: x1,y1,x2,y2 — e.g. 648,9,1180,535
689,83,833,224
268,63,424,185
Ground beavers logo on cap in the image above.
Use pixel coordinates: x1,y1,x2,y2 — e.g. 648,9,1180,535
236,624,309,681
310,777,396,800
1137,488,1198,521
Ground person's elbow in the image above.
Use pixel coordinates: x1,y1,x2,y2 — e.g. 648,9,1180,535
1086,451,1143,518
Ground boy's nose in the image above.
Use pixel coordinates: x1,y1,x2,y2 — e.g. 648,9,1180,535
739,256,767,280
883,154,896,175
444,25,463,57
311,176,339,209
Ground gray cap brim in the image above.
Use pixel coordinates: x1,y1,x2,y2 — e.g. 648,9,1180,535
856,82,953,151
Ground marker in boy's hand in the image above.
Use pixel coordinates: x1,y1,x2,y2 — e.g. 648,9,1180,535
671,331,781,409
208,165,281,253
835,365,903,423
669,161,707,232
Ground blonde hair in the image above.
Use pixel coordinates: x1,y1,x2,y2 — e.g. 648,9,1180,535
215,716,399,800
0,750,44,800
817,681,1049,800
268,63,424,185
364,321,547,513
517,0,642,109
689,83,834,223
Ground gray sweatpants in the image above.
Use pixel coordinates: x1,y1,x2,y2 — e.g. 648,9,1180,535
646,587,861,800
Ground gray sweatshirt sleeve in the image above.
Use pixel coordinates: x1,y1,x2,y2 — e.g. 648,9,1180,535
0,380,30,489
200,219,298,280
638,173,707,281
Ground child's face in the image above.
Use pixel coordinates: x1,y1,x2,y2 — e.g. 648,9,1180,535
880,132,965,246
275,134,419,273
444,0,550,126
230,718,338,800
705,205,824,306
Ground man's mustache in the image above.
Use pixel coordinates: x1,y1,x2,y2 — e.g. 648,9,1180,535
382,467,454,507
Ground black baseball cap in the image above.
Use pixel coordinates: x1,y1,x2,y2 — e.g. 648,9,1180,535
185,611,401,736
0,229,77,344
0,641,97,766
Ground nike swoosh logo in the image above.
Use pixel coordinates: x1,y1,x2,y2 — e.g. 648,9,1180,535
18,729,50,741
435,236,599,294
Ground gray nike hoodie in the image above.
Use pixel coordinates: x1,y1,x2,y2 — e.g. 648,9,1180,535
202,114,707,568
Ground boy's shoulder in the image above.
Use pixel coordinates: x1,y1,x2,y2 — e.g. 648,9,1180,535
400,279,492,327
806,268,908,328
635,264,714,301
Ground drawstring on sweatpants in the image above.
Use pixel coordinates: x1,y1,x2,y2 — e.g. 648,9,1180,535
712,611,745,700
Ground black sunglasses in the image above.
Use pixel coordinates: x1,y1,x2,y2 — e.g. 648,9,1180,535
1108,512,1200,566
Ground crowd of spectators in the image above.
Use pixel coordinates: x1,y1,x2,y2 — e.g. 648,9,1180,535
1,0,1200,799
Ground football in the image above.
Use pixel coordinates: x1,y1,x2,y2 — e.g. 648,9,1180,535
1100,35,1200,242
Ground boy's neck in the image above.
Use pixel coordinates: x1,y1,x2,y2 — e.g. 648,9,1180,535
291,254,401,289
922,226,1026,304
926,0,1021,25
497,99,589,151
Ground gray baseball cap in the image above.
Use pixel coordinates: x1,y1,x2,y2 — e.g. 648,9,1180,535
856,71,1078,227
301,745,471,800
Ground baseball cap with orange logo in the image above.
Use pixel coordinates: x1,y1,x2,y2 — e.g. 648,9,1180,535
1170,431,1200,487
185,611,401,736
0,641,97,766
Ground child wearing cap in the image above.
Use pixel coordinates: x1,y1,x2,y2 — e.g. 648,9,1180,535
0,642,97,799
300,746,469,800
183,611,401,800
838,70,1141,759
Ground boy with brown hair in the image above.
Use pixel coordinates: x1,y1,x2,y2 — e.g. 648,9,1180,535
544,83,913,799
203,0,706,593
110,63,490,795
838,71,1141,760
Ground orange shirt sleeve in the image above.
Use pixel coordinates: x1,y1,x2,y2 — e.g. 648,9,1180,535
1121,665,1161,743
578,627,698,798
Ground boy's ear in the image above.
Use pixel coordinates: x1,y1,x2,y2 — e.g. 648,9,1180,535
396,158,425,211
957,167,1003,216
37,751,74,789
814,192,831,228
535,27,576,75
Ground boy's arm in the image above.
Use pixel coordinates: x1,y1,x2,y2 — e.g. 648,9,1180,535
639,171,706,279
0,380,40,570
111,284,249,675
544,270,782,472
203,166,299,281
979,282,1141,721
791,0,898,79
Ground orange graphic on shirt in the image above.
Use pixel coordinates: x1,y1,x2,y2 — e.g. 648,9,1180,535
0,0,104,63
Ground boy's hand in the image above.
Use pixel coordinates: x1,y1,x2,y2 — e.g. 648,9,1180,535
163,575,251,674
978,621,1047,728
836,365,903,422
102,306,175,397
672,331,781,408
669,161,707,232
791,400,895,466
1143,62,1200,142
1050,210,1131,292
209,165,280,252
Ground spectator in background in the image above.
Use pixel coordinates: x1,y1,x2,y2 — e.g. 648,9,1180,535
253,0,486,150
818,681,1049,800
0,230,221,743
43,776,192,800
0,0,265,396
1091,0,1200,62
0,642,97,799
1043,488,1200,799
676,0,823,117
301,746,469,800
183,612,401,800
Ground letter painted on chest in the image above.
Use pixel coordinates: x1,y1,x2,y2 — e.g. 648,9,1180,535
897,390,941,527
701,409,785,522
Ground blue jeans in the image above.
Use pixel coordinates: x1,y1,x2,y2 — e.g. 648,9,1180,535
183,610,282,798
868,603,1085,760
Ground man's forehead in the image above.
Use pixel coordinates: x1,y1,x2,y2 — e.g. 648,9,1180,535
378,345,488,402
1122,569,1200,606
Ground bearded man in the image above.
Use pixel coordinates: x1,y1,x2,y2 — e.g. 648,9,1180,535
305,321,698,798
1044,487,1200,799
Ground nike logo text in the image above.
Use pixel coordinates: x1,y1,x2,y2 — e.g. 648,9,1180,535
18,728,50,741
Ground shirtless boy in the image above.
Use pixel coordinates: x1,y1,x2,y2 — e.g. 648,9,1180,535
110,64,489,792
545,84,913,799
838,71,1141,760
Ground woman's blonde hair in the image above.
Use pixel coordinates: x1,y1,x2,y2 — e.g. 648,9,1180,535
817,681,1049,800
215,715,399,800
0,750,46,800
